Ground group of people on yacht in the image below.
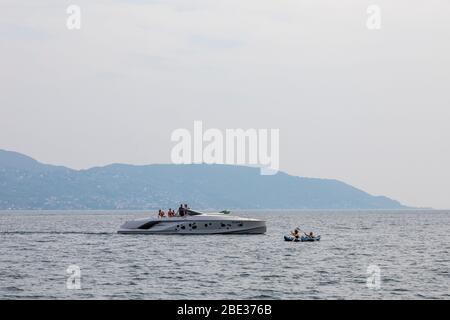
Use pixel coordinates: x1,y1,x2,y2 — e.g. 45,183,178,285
157,204,190,218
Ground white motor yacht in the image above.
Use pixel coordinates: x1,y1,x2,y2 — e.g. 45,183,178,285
118,209,266,234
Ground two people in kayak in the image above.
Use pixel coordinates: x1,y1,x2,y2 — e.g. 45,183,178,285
290,227,315,240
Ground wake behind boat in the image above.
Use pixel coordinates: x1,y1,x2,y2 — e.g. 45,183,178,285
118,208,266,235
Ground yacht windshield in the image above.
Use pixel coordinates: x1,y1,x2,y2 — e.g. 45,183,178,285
186,209,203,216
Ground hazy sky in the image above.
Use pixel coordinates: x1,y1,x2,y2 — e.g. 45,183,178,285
1,0,450,208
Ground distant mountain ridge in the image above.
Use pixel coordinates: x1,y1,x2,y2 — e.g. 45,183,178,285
0,150,407,210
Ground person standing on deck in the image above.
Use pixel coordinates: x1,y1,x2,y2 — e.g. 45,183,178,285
178,204,185,217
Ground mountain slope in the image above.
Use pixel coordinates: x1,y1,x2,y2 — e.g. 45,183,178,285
0,150,406,210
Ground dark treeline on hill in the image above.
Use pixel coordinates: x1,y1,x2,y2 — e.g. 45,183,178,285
0,150,407,210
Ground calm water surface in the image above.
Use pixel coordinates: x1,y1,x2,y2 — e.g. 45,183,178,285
0,210,449,299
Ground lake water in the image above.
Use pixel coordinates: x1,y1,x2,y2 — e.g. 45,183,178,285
0,210,449,299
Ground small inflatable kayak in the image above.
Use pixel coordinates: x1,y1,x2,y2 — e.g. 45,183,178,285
284,235,300,242
300,235,321,242
284,235,321,242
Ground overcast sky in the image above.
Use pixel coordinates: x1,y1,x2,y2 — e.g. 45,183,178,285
1,0,449,208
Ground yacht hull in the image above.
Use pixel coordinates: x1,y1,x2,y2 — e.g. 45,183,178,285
118,216,266,235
